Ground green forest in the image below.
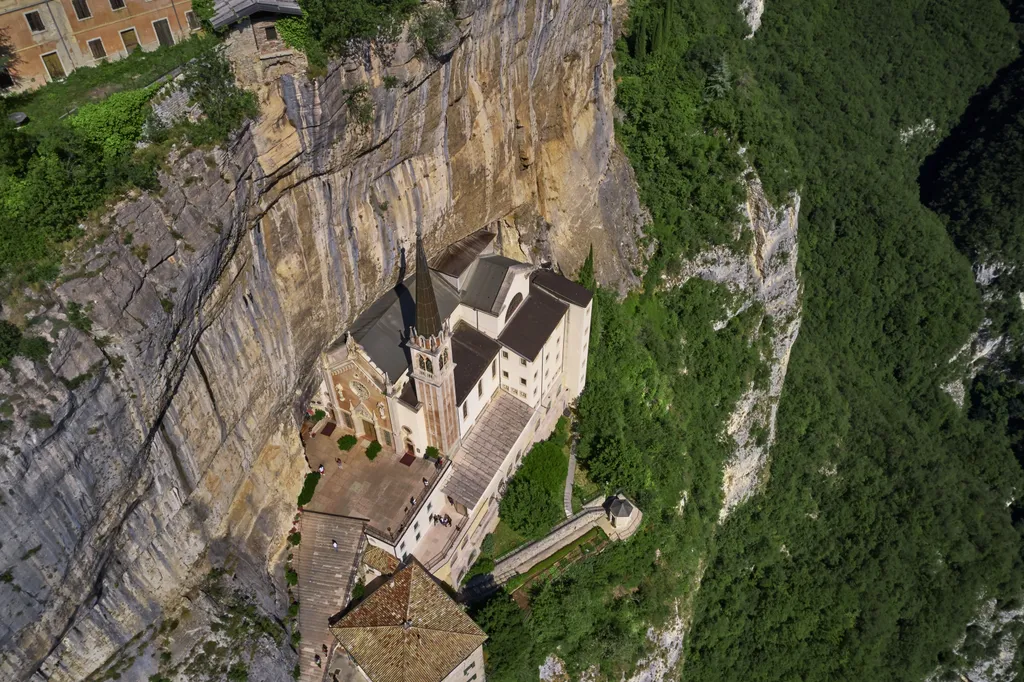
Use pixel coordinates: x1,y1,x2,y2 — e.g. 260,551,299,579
474,0,1024,681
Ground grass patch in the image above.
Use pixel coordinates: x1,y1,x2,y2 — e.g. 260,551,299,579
491,521,528,559
5,36,217,130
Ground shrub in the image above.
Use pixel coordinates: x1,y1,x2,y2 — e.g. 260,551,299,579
17,336,50,362
27,412,53,430
301,0,418,56
296,472,320,507
180,49,260,146
344,85,374,129
0,321,21,365
287,532,301,546
424,445,440,460
285,567,298,586
411,6,456,59
383,75,400,88
288,601,299,618
68,88,155,161
311,409,326,422
275,17,328,72
351,580,365,600
338,434,357,450
66,302,92,333
365,440,382,460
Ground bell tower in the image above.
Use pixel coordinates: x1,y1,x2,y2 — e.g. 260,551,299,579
408,229,460,455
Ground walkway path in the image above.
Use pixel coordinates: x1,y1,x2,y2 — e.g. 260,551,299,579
562,440,577,519
295,512,365,682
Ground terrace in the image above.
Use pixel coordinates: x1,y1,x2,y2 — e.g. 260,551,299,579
303,428,446,541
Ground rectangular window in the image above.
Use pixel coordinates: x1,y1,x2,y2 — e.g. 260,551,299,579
414,521,419,531
477,381,483,397
520,358,526,366
545,353,549,362
491,360,497,377
120,28,140,52
533,387,538,396
427,502,432,512
534,371,538,379
415,532,421,541
265,25,278,40
383,431,392,447
468,676,477,682
109,0,125,10
87,38,105,59
70,0,91,19
399,542,406,552
342,412,354,428
502,371,508,378
502,351,508,359
25,11,45,32
519,378,526,386
41,52,66,80
464,662,476,674
462,403,468,418
185,10,201,30
71,0,91,19
153,18,174,47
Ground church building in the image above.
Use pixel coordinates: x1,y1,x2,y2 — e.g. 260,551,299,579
315,228,592,585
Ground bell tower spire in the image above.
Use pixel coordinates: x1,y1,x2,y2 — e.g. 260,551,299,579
414,227,442,338
408,227,460,456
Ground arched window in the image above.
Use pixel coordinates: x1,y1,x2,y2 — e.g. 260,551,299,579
418,355,425,371
439,350,446,370
505,293,524,323
426,358,433,374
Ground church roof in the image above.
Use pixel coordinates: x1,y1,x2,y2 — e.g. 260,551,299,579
531,269,594,308
497,288,568,361
451,323,501,406
430,230,496,278
350,271,460,382
330,561,486,682
460,255,524,314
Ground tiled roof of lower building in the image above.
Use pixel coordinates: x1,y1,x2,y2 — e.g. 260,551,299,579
444,391,533,509
330,561,486,682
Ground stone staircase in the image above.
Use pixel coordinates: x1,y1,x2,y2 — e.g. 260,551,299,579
295,512,366,682
562,441,577,519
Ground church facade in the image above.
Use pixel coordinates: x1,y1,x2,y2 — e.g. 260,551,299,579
314,228,592,585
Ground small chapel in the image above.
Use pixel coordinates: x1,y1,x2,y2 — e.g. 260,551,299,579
309,227,592,585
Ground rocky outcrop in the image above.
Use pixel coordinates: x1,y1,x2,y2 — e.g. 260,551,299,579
739,0,765,37
0,0,643,677
661,171,801,520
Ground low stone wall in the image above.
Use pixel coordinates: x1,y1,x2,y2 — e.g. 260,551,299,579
492,507,605,583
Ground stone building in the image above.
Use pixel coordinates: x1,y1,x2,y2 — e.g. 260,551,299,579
0,0,198,93
330,560,487,682
315,228,593,585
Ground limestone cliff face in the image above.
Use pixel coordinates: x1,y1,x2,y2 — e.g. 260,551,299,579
0,0,643,677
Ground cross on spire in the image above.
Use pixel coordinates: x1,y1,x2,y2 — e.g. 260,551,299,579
414,227,442,338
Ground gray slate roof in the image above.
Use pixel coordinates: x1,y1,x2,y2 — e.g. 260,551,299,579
532,270,593,308
350,271,460,382
211,0,301,28
451,323,501,406
444,391,533,509
430,230,496,278
497,288,568,361
460,256,523,314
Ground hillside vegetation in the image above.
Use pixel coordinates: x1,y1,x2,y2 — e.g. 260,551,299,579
475,1,1024,681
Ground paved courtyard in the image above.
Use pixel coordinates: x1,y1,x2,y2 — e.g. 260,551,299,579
303,429,441,537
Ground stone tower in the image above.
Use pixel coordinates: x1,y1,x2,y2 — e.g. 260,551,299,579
408,230,460,455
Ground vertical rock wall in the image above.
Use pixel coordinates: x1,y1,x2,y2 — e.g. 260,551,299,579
0,0,644,677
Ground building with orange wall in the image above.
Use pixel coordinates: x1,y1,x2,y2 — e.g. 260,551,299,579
0,0,199,93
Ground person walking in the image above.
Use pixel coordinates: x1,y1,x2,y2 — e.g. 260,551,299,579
332,539,338,551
